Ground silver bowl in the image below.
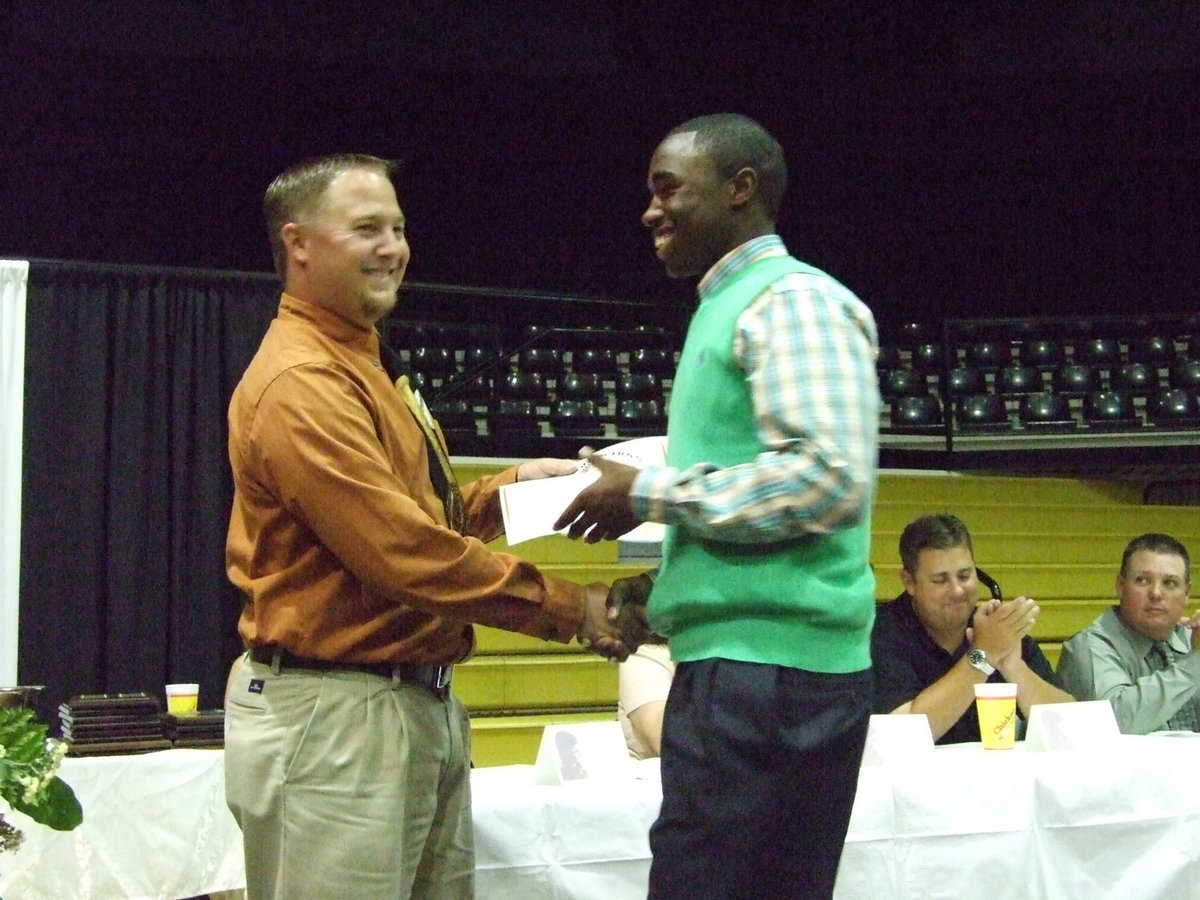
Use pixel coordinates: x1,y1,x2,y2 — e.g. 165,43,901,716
0,685,45,709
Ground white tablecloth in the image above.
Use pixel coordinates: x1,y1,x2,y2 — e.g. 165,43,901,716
836,737,1200,900
2,736,1199,899
476,737,1200,900
0,749,244,899
472,762,661,898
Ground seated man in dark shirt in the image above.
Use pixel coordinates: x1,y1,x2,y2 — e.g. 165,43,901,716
871,513,1074,744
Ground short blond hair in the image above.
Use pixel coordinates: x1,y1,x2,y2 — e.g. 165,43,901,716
263,153,397,280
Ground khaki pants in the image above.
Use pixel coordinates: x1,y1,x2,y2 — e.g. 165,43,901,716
225,655,474,900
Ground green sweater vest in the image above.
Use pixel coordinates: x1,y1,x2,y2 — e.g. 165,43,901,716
647,255,875,673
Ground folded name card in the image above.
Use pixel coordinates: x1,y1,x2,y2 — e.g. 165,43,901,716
533,720,630,785
1024,700,1120,752
860,714,934,766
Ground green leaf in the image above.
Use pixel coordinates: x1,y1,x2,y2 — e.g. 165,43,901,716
9,776,83,831
0,709,46,764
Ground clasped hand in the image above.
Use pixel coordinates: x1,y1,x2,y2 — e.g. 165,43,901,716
576,573,655,662
968,596,1039,669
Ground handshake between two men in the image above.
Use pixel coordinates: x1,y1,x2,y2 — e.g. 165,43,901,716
577,572,657,662
524,450,651,663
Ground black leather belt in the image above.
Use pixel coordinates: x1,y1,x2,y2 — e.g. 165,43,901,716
249,647,452,698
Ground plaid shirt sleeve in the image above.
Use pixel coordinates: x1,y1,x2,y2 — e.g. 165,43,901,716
631,274,879,543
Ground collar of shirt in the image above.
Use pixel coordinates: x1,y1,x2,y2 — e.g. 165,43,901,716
696,234,787,301
1167,633,1192,656
1108,606,1190,660
279,292,382,360
894,590,968,659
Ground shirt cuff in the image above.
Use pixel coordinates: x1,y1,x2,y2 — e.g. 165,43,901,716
539,575,589,644
630,465,669,524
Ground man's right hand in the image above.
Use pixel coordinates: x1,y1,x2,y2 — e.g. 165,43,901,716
577,582,631,662
607,573,655,651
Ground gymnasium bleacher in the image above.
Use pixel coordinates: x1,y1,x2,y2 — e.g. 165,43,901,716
386,298,1200,470
455,462,1200,766
391,294,1200,766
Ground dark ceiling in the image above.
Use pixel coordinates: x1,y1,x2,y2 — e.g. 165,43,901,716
3,1,1198,334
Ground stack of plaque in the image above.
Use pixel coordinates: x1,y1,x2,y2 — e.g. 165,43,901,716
59,693,173,756
163,709,224,748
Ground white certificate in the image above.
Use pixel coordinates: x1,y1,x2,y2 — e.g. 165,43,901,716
499,435,667,544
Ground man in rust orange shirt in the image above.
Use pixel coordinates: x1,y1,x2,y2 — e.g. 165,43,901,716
224,153,629,900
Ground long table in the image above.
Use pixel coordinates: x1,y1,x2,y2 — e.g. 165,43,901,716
0,749,244,899
2,736,1199,898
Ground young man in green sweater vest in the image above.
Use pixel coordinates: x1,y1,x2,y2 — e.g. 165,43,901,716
555,113,880,899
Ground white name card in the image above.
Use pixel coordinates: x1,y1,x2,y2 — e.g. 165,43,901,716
1024,700,1121,752
860,714,935,766
533,720,631,785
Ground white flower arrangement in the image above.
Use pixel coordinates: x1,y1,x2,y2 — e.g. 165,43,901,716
0,708,82,852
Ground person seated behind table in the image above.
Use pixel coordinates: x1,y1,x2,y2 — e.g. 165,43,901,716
871,513,1074,744
1056,533,1199,734
618,633,674,759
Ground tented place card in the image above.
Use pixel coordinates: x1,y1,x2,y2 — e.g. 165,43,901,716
1024,700,1120,752
533,721,631,785
860,714,935,766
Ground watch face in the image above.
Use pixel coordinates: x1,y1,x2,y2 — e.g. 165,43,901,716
968,648,993,674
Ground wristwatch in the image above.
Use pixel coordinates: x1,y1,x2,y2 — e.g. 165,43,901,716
966,647,995,677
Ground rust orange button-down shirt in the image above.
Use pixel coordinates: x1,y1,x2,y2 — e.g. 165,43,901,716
226,294,584,666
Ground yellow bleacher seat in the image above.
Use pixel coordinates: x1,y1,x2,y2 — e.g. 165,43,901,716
456,653,618,712
457,459,1197,765
471,711,618,768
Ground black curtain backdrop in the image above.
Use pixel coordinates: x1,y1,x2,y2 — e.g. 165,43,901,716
19,261,278,726
12,260,662,729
